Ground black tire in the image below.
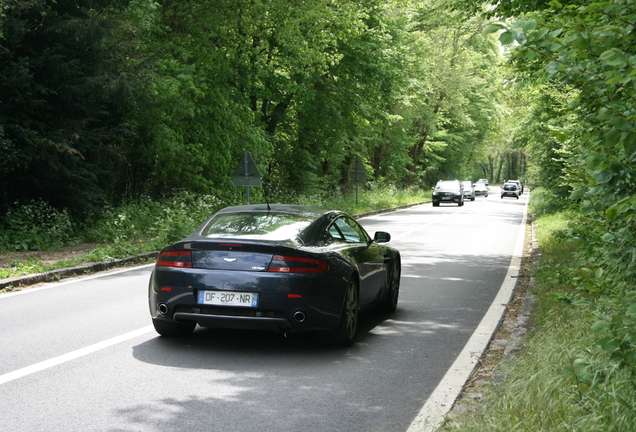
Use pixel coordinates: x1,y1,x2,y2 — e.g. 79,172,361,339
380,256,400,313
433,202,439,207
152,318,196,336
318,278,358,346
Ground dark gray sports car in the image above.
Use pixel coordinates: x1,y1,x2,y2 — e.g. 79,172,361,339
149,204,401,346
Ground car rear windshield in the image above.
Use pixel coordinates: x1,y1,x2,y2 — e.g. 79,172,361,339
436,181,458,189
201,212,316,240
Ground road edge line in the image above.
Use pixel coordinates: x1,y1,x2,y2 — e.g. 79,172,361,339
406,197,529,432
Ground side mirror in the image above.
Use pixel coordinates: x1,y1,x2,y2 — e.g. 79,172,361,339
374,231,391,243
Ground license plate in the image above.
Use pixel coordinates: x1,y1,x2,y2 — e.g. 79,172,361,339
441,197,451,200
197,290,259,307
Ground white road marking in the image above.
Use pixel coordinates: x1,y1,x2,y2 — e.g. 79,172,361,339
406,198,529,432
0,325,154,386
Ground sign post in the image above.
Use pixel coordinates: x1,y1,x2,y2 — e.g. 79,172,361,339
232,151,263,204
348,155,366,204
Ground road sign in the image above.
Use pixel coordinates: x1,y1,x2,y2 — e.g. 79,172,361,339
233,151,263,187
233,151,262,204
348,156,366,183
348,155,366,204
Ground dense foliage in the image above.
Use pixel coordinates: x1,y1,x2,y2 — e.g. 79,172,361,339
482,0,636,424
1,0,521,249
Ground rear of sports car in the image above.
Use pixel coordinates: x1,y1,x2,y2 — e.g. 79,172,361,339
149,240,348,336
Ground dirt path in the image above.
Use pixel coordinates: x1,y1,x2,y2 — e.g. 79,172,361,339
0,243,100,268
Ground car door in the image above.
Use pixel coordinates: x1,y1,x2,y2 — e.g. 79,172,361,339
329,216,387,309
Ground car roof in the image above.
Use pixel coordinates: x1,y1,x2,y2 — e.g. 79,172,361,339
215,204,336,218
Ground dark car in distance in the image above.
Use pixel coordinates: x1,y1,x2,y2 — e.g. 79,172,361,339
507,179,523,194
149,204,401,346
432,180,464,206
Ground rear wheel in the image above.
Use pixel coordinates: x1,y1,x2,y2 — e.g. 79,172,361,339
380,257,400,313
152,318,196,336
318,278,358,346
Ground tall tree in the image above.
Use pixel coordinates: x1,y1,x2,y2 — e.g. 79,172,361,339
0,0,133,217
136,0,409,200
390,0,504,185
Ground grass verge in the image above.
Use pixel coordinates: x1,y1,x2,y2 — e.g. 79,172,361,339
440,203,636,431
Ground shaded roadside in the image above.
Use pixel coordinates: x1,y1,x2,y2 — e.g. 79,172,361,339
441,212,538,425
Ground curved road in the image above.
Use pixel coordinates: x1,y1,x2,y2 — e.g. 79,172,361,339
0,188,527,432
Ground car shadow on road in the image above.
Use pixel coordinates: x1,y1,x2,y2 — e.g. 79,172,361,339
132,309,403,368
125,309,421,432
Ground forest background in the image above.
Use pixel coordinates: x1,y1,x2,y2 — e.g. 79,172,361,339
1,0,527,252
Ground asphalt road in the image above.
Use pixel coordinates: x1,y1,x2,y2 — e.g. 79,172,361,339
0,188,528,432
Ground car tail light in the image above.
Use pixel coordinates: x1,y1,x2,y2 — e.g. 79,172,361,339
157,251,192,268
267,255,328,273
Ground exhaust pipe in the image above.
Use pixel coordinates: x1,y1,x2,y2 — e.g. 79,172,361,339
293,311,306,323
158,303,169,315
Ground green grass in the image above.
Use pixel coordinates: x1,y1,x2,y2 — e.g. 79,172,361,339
0,258,54,279
294,184,430,215
442,292,636,431
0,243,157,280
440,194,636,432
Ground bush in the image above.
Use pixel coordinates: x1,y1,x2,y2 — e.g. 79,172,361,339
528,187,570,218
0,199,78,252
82,191,225,249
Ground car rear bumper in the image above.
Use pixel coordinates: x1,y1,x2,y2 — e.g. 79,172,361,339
173,312,292,332
433,195,462,204
149,266,345,333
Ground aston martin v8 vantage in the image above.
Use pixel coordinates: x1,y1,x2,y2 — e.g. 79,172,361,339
149,205,401,346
